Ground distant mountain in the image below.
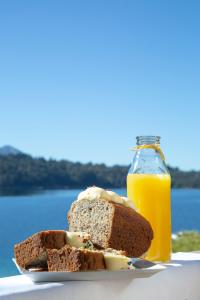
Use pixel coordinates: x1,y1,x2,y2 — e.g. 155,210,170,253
0,145,24,156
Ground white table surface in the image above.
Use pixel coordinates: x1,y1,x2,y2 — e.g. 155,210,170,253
1,252,200,300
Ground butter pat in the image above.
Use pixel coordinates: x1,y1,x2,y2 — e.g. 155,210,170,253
77,187,135,209
66,231,94,250
103,252,134,270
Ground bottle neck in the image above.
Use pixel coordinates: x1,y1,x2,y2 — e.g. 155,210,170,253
136,135,160,146
129,136,169,175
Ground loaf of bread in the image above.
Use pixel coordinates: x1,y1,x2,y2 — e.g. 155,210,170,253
68,187,153,257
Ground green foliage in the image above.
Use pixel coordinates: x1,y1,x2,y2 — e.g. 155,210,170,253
0,155,128,193
0,155,200,194
168,166,200,188
172,231,200,252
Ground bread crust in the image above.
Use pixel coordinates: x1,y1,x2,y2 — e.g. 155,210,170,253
109,201,153,257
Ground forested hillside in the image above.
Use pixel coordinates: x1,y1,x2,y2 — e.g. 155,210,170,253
0,154,199,194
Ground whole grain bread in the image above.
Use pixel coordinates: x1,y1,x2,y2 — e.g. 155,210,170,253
68,198,153,257
47,245,105,271
14,230,105,272
14,230,67,269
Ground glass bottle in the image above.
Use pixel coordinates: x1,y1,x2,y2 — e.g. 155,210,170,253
127,136,171,262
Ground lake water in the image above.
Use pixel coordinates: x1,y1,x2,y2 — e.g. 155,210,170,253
0,188,200,278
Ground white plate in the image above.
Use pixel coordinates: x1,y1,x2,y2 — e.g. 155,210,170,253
12,259,166,282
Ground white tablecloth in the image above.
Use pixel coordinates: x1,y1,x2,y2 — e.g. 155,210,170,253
1,252,200,300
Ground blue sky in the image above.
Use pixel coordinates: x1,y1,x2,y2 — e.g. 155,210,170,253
0,0,200,170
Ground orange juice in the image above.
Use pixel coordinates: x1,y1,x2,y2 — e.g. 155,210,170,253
127,173,171,262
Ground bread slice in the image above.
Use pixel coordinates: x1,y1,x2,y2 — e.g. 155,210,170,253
14,230,67,269
14,230,136,272
68,198,153,257
14,230,105,272
47,245,105,271
47,246,134,272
